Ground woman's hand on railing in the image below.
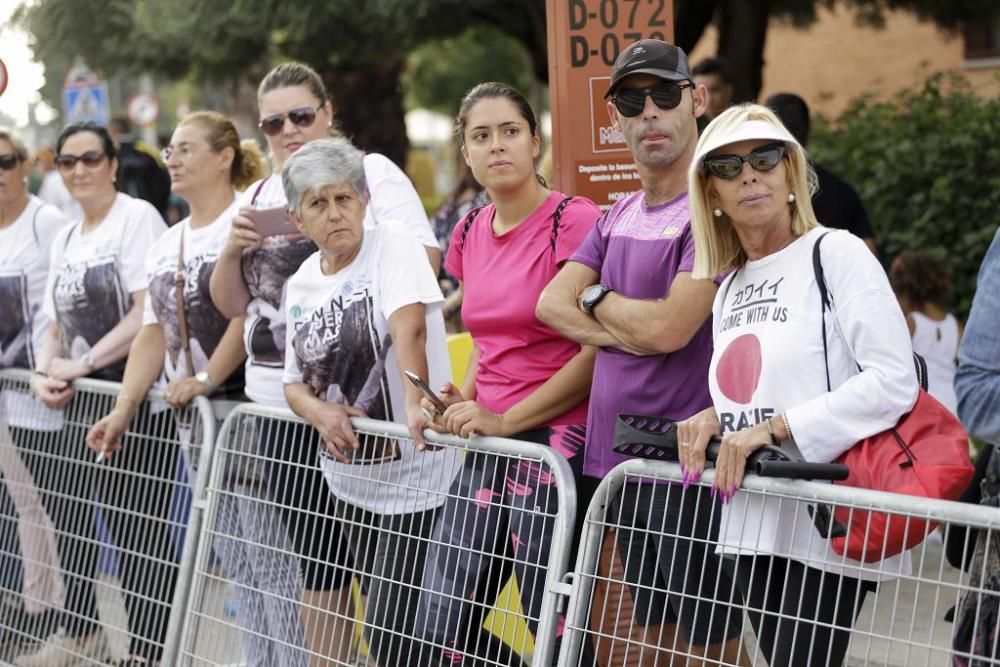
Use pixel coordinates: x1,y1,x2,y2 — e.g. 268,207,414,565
308,402,366,463
676,407,721,487
714,423,772,503
164,377,210,410
30,374,74,410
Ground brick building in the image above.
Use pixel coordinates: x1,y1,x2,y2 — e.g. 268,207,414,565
688,4,1000,121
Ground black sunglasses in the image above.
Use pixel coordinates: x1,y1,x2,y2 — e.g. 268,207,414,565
702,143,787,180
54,150,106,172
0,154,22,171
613,80,694,117
258,104,324,137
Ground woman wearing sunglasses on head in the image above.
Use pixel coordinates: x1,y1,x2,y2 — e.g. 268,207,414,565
208,62,440,665
18,122,167,667
0,128,70,641
677,104,918,667
85,111,309,666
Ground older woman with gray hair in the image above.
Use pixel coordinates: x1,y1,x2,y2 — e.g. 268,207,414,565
281,137,462,666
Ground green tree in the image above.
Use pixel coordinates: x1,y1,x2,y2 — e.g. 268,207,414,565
405,25,536,119
15,0,998,164
810,72,1000,318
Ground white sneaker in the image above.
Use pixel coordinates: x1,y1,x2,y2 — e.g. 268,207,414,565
14,627,108,667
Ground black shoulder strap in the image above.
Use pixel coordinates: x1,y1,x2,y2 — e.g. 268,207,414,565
250,176,269,206
812,230,928,392
550,196,573,252
812,232,834,392
459,206,486,251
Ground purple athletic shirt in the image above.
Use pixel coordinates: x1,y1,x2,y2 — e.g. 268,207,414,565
570,190,715,478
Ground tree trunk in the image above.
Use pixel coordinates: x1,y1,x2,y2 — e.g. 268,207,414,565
674,0,718,53
319,57,409,169
716,0,770,102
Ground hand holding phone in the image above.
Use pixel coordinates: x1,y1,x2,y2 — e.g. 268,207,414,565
248,206,301,238
404,371,449,416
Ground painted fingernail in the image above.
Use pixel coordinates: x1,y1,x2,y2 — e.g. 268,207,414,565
692,470,702,484
731,484,738,495
711,486,718,499
681,470,689,484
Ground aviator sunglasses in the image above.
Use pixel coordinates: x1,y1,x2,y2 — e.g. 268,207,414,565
0,154,22,170
54,150,106,172
702,142,787,180
258,104,324,136
612,80,694,117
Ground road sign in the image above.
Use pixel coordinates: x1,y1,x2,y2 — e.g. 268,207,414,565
0,58,8,98
63,83,111,126
547,0,674,210
62,60,110,126
126,92,160,128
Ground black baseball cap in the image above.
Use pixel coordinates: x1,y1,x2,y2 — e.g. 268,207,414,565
605,39,693,98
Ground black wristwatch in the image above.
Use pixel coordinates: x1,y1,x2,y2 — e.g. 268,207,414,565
581,284,613,315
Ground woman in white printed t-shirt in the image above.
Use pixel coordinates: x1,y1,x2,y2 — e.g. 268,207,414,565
281,138,462,667
85,111,308,666
208,61,440,663
0,127,70,637
19,122,167,667
677,105,918,667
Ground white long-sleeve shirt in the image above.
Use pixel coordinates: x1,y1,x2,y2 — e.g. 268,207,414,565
709,227,918,580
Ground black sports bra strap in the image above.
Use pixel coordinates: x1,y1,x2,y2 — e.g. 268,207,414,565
550,196,573,252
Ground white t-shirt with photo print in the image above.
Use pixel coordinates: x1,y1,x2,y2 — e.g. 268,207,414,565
283,224,459,515
44,193,166,379
241,151,437,406
709,227,917,580
143,197,243,394
0,195,71,429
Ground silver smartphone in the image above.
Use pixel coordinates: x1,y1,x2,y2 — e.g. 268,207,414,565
404,371,449,415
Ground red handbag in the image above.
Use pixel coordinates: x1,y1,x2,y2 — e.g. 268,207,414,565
813,234,975,562
829,388,974,562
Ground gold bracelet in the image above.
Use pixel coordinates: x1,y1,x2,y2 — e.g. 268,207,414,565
781,413,794,442
765,417,778,444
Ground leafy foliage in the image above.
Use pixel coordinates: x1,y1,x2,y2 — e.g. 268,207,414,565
811,73,1000,318
405,25,535,118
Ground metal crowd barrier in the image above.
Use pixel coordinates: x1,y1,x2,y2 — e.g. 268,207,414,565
560,458,1000,667
0,368,216,666
177,403,577,667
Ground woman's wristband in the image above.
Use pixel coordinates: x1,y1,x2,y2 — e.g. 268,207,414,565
765,417,779,444
780,413,794,442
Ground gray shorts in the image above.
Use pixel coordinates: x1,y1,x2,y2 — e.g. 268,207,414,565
612,480,743,646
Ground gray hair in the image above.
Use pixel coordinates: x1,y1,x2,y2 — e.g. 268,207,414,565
281,138,367,216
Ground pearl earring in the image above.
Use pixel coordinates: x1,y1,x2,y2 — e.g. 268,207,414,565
787,193,796,203
713,208,723,218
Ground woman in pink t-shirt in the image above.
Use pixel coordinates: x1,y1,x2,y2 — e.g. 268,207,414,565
415,82,601,663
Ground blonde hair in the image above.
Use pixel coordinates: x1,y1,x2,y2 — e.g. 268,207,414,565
178,111,268,190
689,104,819,279
0,128,29,162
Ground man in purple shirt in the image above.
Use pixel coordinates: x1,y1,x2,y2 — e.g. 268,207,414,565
538,39,745,664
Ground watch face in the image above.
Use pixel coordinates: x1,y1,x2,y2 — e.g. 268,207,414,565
584,285,604,302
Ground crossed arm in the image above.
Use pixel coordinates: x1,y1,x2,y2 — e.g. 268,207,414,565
536,260,718,355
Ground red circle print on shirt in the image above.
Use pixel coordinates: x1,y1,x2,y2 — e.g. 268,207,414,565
716,333,763,404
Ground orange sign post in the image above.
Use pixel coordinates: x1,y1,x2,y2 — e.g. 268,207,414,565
547,0,674,210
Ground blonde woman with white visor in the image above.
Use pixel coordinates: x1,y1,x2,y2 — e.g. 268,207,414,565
677,104,918,667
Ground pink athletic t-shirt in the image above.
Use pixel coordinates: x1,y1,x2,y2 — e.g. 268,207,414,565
445,191,600,426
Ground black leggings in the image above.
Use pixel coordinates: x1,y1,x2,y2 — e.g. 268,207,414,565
733,555,875,667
